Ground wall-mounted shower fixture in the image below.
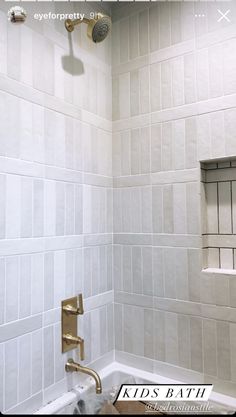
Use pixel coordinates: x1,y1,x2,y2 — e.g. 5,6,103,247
8,6,27,23
61,294,84,355
63,334,85,360
63,295,102,394
62,293,84,315
65,359,102,394
65,13,111,43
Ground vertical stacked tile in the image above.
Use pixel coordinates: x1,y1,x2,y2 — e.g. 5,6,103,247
0,1,113,413
112,1,236,397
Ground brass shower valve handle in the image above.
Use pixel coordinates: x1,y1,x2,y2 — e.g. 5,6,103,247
62,294,84,315
61,294,84,355
63,334,85,361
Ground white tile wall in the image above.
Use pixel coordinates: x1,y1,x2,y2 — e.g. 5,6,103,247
19,334,31,403
178,314,190,370
112,0,236,397
5,339,18,410
120,18,129,64
2,0,236,412
6,257,19,323
217,321,231,381
0,0,113,413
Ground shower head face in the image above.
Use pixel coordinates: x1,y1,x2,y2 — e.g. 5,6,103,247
88,14,111,43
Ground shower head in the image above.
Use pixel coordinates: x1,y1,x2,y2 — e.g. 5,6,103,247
89,14,111,43
65,13,111,43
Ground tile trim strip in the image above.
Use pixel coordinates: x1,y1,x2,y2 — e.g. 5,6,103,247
112,26,236,75
0,234,112,256
0,75,112,132
113,94,236,132
0,314,42,343
113,234,201,248
0,156,113,187
115,292,236,323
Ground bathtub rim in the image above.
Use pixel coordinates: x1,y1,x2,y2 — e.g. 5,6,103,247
35,362,236,415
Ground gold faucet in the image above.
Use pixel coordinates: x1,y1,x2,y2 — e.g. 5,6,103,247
62,294,84,315
63,334,84,361
65,358,102,394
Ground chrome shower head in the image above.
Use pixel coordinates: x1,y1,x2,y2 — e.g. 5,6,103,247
65,13,111,43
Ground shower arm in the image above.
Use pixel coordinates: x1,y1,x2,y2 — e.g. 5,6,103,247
65,17,90,32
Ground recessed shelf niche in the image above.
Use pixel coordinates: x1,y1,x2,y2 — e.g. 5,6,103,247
201,158,236,272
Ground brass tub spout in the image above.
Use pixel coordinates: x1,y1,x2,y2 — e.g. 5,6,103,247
65,358,102,394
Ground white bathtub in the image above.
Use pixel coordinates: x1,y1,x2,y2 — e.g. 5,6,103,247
35,363,236,414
